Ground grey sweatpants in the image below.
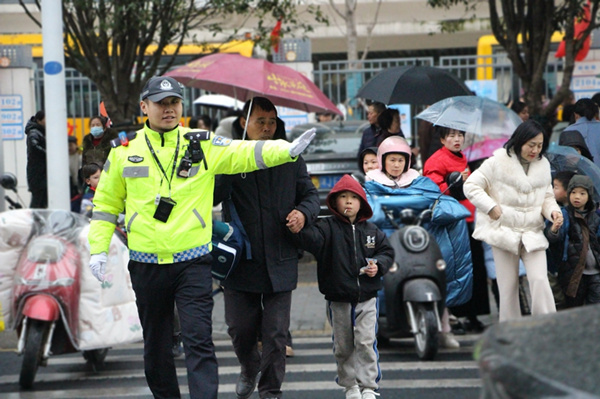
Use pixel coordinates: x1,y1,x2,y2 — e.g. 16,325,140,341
327,298,381,390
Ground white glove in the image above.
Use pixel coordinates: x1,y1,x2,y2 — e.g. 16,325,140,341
289,128,317,157
89,252,108,282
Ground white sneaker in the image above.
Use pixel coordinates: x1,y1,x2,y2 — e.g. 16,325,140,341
362,388,380,399
439,332,460,349
345,385,361,399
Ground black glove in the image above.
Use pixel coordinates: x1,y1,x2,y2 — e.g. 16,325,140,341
446,173,466,201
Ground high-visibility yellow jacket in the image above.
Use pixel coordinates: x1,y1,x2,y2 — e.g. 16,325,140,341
88,123,297,264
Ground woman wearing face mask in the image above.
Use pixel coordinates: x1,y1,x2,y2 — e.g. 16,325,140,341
82,115,118,166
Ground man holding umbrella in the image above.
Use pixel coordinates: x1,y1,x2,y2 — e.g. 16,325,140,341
87,77,316,399
214,97,320,399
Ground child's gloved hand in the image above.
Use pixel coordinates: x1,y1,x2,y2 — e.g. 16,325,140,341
289,128,316,157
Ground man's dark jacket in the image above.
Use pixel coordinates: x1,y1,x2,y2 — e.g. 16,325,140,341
25,117,46,192
214,118,320,293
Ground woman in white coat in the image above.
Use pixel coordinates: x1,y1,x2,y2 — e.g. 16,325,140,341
463,120,562,322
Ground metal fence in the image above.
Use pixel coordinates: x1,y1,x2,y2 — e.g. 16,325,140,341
314,54,564,120
32,53,564,125
34,67,225,129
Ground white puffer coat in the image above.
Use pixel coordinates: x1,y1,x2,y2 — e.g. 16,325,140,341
463,148,560,255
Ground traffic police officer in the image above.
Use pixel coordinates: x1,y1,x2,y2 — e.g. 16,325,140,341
87,76,315,399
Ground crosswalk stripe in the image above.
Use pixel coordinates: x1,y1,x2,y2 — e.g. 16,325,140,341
0,359,479,385
40,344,476,366
0,378,483,399
0,335,483,398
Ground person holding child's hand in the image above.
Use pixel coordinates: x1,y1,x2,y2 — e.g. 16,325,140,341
464,120,560,322
550,211,564,233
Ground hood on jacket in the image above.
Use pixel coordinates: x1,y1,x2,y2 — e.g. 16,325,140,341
377,136,411,174
25,117,45,135
567,174,596,211
326,174,373,223
358,146,378,172
559,130,594,162
232,115,287,141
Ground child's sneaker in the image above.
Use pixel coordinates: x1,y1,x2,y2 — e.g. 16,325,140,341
344,385,361,399
362,388,380,399
439,332,460,348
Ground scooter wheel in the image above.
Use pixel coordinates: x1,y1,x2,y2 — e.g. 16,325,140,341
414,304,438,360
19,319,48,389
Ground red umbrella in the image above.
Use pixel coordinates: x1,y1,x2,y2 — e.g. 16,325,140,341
165,53,341,115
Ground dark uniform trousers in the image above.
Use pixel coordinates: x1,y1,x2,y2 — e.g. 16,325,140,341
128,256,218,399
224,288,292,398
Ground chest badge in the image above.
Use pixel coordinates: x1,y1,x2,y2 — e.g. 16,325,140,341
128,155,144,163
212,135,232,146
365,235,376,248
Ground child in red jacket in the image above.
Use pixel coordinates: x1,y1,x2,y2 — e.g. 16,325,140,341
423,127,489,333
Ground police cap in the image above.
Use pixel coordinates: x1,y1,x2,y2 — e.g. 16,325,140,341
140,76,184,102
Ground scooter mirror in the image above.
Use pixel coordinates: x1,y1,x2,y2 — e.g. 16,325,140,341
350,173,366,186
0,172,18,192
447,171,462,187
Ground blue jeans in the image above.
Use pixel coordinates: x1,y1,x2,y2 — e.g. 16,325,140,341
129,256,218,399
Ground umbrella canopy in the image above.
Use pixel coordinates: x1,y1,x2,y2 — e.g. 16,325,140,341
546,144,600,203
193,94,244,109
356,65,473,105
416,96,523,162
165,53,341,115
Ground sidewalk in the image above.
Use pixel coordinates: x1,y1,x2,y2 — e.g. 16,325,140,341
0,257,329,350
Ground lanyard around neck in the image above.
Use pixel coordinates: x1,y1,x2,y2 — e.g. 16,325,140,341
145,132,180,195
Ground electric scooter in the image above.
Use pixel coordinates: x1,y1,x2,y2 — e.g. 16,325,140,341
373,172,463,360
377,205,447,360
1,174,109,389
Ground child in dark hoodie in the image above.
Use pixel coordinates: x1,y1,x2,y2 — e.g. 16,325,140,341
545,175,600,308
290,174,393,399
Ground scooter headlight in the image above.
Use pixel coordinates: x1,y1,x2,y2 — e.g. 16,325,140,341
401,226,429,252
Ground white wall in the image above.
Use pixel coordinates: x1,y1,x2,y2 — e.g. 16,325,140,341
0,67,35,207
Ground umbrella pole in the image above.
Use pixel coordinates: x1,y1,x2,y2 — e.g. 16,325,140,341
242,96,253,141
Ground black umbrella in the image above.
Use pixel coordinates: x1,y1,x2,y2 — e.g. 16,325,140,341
356,65,473,105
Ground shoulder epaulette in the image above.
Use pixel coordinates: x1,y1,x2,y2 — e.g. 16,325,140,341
184,130,210,141
110,131,138,148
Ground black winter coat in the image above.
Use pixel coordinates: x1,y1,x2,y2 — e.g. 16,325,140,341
545,206,600,295
213,118,320,293
293,217,393,303
25,118,46,192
